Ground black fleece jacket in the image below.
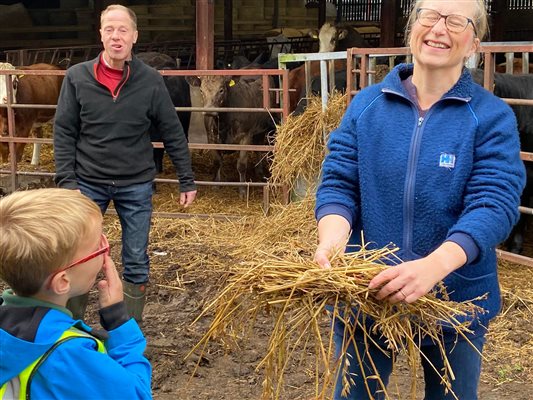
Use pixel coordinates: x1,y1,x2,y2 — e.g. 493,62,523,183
54,54,196,192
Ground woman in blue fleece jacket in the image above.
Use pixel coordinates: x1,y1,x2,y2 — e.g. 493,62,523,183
314,1,526,399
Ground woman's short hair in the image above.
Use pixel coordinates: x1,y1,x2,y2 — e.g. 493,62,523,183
0,188,102,296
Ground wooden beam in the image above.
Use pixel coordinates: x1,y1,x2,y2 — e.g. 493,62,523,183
318,0,326,29
490,0,506,41
224,0,233,63
196,0,214,70
380,0,398,47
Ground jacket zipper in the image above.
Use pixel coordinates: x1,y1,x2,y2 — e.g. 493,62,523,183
403,115,426,256
112,64,130,102
92,59,130,102
381,87,471,258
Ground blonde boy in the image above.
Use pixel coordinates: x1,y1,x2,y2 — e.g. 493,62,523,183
0,188,151,399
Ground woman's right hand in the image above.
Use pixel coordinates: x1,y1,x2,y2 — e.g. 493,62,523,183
314,246,333,269
315,214,351,269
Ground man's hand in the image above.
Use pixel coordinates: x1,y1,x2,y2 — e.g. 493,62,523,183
180,190,197,207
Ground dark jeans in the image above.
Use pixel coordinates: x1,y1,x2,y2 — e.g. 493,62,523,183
78,179,153,284
332,316,486,400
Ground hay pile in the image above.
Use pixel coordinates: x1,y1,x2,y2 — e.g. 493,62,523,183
269,92,346,192
188,236,484,400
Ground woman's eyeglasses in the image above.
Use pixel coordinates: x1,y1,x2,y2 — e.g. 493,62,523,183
46,234,109,289
416,8,477,36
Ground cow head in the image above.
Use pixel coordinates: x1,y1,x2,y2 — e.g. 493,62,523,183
0,63,18,143
0,62,18,105
186,75,233,117
318,23,367,53
318,23,343,53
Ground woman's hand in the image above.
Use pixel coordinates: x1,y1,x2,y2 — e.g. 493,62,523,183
315,214,351,269
368,241,467,304
314,246,335,269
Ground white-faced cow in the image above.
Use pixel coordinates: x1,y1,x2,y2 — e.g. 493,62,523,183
187,74,276,197
0,63,63,164
0,63,18,160
0,63,17,104
136,52,191,174
471,68,533,254
287,23,369,113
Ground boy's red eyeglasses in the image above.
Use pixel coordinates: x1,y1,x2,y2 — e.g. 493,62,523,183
46,234,109,289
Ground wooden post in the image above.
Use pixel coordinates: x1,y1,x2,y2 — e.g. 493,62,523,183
490,0,506,42
224,0,233,64
196,0,214,70
380,0,398,47
318,0,326,29
272,0,279,28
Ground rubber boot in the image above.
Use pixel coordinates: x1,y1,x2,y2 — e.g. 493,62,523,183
123,280,147,323
66,293,89,320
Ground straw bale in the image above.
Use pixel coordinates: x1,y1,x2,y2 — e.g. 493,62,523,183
269,92,346,191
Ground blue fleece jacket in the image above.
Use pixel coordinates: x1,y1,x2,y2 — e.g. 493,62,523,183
315,64,526,327
0,291,152,399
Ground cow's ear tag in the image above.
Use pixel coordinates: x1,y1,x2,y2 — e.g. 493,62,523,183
229,79,235,87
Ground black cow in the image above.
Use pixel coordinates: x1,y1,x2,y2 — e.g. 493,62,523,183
186,74,277,197
136,52,191,174
471,68,533,254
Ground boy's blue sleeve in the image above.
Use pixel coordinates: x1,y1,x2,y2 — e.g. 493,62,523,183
32,319,152,399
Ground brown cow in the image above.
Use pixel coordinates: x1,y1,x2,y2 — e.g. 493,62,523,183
0,63,63,163
187,74,276,197
496,58,533,75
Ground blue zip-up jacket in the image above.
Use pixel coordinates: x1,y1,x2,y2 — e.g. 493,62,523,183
315,64,526,327
0,291,152,399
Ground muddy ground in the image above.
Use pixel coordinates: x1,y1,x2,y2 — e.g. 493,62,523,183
95,183,533,400
2,148,533,400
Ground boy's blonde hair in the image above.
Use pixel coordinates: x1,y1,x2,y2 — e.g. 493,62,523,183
100,4,138,30
0,188,102,296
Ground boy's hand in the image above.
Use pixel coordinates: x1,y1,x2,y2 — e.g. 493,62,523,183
96,253,124,308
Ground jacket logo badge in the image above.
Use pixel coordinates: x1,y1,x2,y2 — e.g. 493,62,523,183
439,153,456,169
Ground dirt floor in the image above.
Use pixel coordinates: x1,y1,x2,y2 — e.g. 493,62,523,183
93,178,533,400
99,206,533,400
2,147,533,400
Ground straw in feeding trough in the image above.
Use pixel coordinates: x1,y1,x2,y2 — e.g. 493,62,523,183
189,240,486,400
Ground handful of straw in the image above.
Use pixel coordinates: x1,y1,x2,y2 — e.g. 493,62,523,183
189,245,485,400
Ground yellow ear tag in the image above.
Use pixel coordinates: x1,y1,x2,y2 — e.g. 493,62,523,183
229,79,235,87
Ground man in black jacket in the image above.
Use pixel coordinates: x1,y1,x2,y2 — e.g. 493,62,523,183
54,4,197,322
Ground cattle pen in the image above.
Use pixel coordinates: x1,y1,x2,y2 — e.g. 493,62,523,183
1,43,532,270
0,67,290,213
